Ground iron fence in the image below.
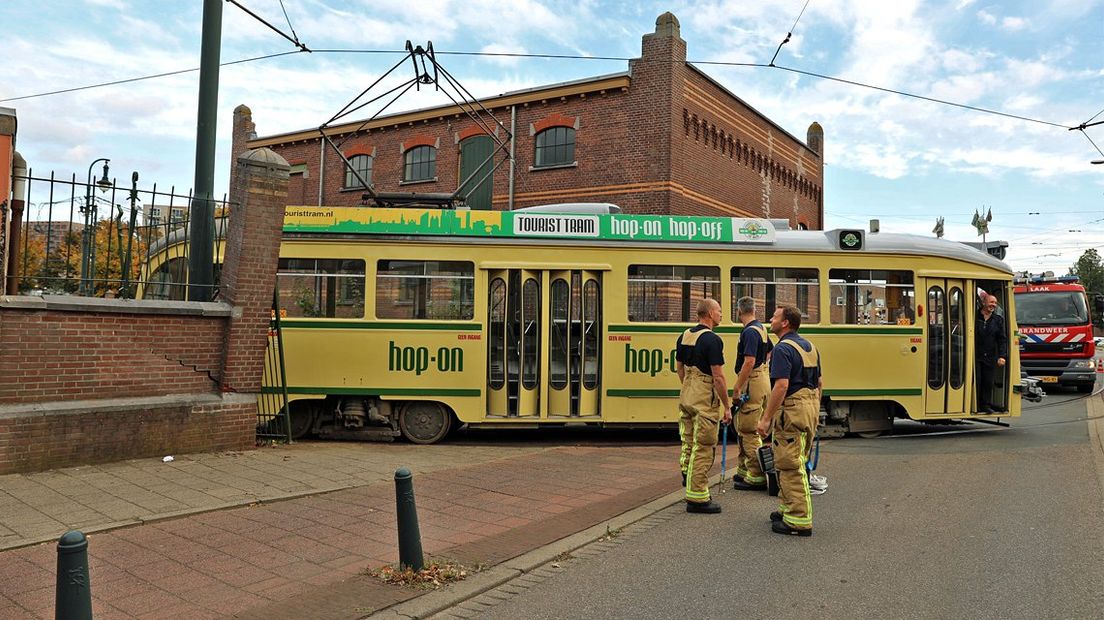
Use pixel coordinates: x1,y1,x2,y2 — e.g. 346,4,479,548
9,170,233,300
257,285,292,443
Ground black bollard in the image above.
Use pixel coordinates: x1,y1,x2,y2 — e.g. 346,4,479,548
55,530,92,620
394,467,424,571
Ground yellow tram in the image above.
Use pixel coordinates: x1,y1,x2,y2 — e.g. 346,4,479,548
142,204,1022,443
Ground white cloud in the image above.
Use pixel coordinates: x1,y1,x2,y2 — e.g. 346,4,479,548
977,9,997,25
479,43,528,68
1001,16,1029,31
955,0,977,9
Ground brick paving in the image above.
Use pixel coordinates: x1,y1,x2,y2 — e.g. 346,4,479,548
0,441,682,619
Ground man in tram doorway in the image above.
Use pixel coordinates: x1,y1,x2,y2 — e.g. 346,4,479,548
731,296,773,491
756,305,822,536
676,298,732,514
976,293,1008,413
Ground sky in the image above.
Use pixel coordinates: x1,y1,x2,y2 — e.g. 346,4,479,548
2,0,1102,275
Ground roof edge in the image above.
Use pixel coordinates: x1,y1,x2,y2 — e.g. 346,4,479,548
684,63,820,158
249,72,631,149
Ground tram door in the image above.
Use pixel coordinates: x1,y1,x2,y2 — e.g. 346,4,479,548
924,278,968,415
547,271,602,417
488,270,542,417
487,269,602,417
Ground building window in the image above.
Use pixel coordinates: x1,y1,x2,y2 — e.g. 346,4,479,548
403,146,437,182
534,126,576,168
344,154,372,189
628,265,719,322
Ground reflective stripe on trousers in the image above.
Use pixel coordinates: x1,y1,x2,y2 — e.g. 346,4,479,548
735,365,769,483
773,387,818,529
680,367,721,502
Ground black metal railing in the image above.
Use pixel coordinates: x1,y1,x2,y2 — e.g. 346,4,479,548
257,285,292,442
9,170,233,300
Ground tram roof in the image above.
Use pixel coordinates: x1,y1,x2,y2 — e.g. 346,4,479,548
280,206,1012,274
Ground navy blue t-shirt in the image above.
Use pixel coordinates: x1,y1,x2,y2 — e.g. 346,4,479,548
676,325,725,375
769,332,821,396
736,320,772,369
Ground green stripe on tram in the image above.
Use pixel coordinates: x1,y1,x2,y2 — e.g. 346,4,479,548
280,320,483,331
608,324,923,335
261,386,481,397
822,388,922,396
607,388,921,397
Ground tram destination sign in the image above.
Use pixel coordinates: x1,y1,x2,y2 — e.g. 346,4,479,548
283,207,776,244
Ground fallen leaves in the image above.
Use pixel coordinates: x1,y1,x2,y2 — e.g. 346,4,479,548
367,559,475,590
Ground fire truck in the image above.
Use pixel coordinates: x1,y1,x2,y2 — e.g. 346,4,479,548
1013,273,1102,392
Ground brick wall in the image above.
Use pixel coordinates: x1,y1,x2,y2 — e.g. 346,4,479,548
0,147,290,474
253,12,824,229
0,299,226,404
0,394,256,474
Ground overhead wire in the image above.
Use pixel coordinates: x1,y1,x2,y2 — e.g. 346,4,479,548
0,49,305,103
769,0,813,66
225,0,310,52
0,44,1080,132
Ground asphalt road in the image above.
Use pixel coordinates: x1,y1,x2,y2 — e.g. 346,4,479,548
476,376,1104,620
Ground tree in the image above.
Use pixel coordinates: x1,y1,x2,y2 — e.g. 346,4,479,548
15,216,148,297
1069,249,1104,327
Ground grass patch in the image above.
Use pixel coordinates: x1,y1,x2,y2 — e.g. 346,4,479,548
366,558,484,590
597,524,623,541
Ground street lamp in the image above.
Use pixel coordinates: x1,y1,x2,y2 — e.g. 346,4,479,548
79,158,111,295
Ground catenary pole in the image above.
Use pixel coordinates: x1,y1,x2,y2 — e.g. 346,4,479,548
187,0,223,301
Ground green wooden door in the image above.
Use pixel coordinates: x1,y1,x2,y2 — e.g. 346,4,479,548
459,135,493,210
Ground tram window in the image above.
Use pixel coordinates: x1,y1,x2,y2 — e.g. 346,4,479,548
488,278,506,389
376,260,474,320
277,258,366,319
550,278,570,390
583,278,601,389
145,257,188,301
927,286,945,389
730,267,819,323
628,265,720,322
949,287,965,389
828,269,914,325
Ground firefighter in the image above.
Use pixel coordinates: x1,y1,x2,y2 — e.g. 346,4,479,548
732,295,773,491
756,305,822,536
676,298,732,514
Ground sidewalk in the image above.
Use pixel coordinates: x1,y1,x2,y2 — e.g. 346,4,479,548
0,438,681,619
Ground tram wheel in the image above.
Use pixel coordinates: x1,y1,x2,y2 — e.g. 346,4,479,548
855,429,885,439
399,402,451,444
287,401,317,440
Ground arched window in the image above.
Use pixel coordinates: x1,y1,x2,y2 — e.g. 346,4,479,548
534,126,576,167
344,154,372,189
403,145,436,182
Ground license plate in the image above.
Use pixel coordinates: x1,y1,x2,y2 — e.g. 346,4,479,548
1040,376,1059,383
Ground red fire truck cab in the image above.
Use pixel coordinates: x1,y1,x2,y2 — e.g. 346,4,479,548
1013,274,1101,392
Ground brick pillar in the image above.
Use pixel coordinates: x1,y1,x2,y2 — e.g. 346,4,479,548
220,147,289,393
630,12,687,215
228,104,256,200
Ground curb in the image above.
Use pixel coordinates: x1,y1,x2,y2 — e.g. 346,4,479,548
1086,391,1104,498
367,471,728,619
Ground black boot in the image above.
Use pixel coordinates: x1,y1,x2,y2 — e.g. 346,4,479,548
733,477,767,491
769,511,783,522
771,520,811,536
686,500,722,514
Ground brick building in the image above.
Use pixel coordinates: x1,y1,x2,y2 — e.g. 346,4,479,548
247,12,825,229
